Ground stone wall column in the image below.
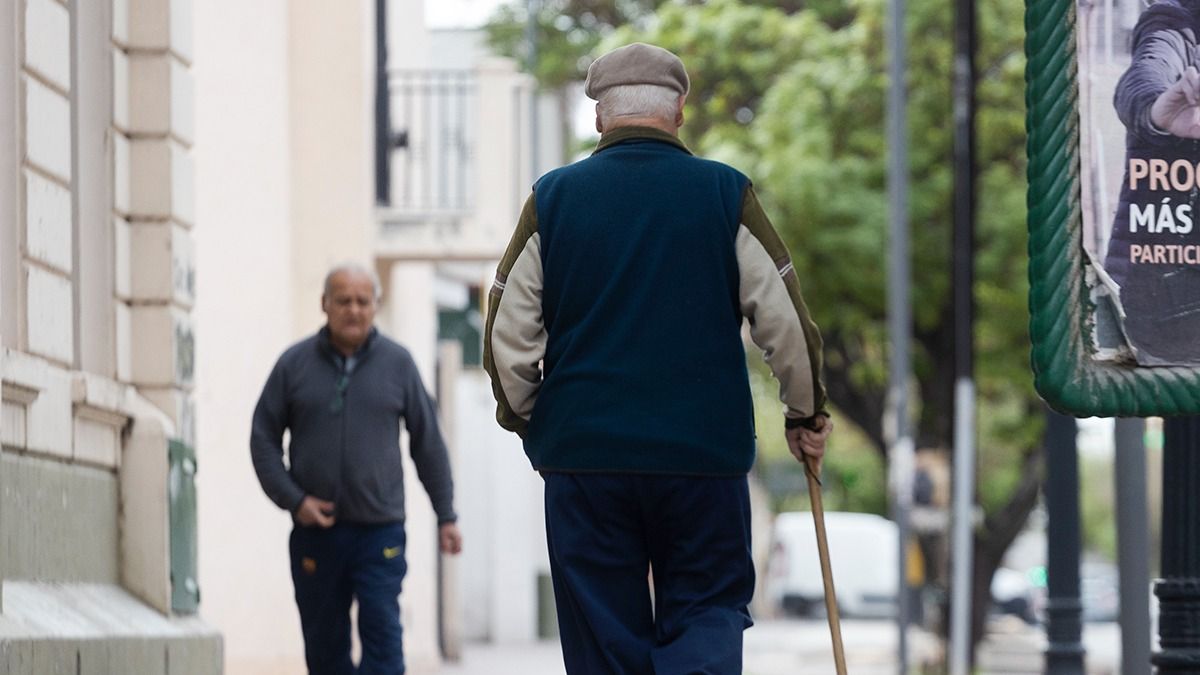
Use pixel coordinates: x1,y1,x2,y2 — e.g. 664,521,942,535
114,0,195,445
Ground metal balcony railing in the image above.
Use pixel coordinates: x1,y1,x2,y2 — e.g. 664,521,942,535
378,69,477,218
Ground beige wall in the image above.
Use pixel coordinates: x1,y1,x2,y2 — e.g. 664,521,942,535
388,0,430,70
287,0,374,336
193,0,301,672
0,0,220,671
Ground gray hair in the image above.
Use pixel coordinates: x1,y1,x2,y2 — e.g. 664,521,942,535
596,84,682,127
323,263,382,300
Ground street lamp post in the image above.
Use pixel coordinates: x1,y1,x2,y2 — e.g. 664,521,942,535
1114,417,1150,675
1153,417,1200,672
886,0,913,672
525,0,540,183
374,0,390,205
949,0,977,670
1044,410,1085,674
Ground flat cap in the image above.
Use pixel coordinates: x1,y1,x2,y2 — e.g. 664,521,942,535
585,42,689,100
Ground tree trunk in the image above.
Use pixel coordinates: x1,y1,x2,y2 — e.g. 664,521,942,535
969,444,1043,664
915,303,956,450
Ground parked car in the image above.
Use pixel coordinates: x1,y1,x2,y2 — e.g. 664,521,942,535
1008,559,1120,625
766,511,899,618
991,566,1038,624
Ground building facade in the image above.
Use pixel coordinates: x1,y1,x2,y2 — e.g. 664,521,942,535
0,0,221,672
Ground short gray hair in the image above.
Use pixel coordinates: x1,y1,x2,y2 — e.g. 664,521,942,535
597,84,681,127
323,263,382,300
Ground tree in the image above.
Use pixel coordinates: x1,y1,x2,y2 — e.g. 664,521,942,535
485,1,669,89
489,0,1041,661
484,0,832,89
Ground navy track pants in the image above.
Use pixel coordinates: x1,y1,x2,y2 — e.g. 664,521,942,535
290,521,408,675
544,472,755,675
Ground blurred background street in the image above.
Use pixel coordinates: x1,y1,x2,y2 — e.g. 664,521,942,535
0,0,1168,673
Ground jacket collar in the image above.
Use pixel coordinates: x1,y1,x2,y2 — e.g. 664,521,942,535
317,325,378,363
594,126,693,155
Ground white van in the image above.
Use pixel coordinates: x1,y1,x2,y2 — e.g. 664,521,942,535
765,511,899,618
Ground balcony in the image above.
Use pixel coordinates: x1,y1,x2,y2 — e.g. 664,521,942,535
380,69,477,224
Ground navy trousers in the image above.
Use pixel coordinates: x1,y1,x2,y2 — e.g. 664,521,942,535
290,521,408,675
543,473,755,675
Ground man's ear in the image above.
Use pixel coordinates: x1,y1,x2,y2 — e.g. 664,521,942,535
595,105,604,134
676,96,686,128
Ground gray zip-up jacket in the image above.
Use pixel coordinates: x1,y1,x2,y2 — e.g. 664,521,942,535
251,327,457,525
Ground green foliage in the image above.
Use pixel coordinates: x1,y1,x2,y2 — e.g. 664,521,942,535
485,1,674,88
485,0,861,90
750,360,888,516
1080,455,1117,561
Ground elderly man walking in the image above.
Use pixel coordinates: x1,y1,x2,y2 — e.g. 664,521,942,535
252,263,462,675
484,43,832,674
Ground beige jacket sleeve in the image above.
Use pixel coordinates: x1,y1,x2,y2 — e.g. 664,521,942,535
736,186,828,427
482,195,544,437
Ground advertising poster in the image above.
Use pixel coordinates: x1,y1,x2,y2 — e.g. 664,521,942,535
1079,0,1200,366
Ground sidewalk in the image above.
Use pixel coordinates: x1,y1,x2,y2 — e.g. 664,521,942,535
976,616,1121,675
417,618,1123,674
417,619,940,675
424,641,565,675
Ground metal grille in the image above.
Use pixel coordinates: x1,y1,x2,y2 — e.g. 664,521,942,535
385,70,477,215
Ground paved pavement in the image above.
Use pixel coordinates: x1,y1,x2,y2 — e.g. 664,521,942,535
976,616,1122,675
431,641,565,675
743,619,941,675
420,619,938,675
420,618,1127,675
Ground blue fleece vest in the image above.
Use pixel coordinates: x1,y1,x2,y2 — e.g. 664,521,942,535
526,135,757,475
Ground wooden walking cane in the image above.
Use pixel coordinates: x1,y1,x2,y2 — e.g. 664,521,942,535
803,454,848,675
